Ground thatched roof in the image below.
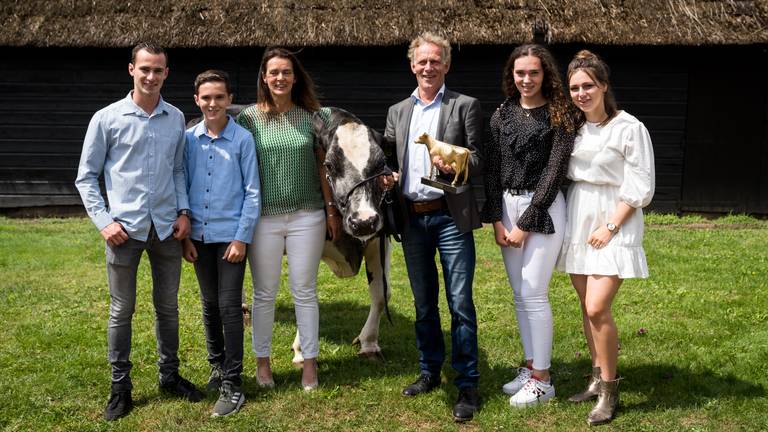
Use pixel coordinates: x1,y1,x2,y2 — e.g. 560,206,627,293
3,0,767,47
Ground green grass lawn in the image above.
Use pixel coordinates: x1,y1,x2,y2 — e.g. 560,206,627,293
1,214,767,431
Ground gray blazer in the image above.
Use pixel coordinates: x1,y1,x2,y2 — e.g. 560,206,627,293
384,89,484,233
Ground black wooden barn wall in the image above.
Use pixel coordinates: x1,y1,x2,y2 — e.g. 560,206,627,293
0,44,766,213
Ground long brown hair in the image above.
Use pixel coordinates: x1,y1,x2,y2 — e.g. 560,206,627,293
257,47,320,113
567,50,618,128
502,44,575,133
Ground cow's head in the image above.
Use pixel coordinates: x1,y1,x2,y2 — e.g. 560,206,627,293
313,108,389,242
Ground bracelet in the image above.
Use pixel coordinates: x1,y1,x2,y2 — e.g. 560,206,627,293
326,202,337,208
327,214,339,218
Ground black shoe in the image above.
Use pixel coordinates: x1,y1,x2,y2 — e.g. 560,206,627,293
402,374,440,396
159,373,204,402
104,390,132,421
453,386,480,422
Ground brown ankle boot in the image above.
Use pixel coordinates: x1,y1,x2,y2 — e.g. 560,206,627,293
587,377,620,426
568,367,601,403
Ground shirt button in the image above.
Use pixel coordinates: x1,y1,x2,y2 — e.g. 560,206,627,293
209,156,213,159
208,172,211,176
204,222,208,225
206,189,209,192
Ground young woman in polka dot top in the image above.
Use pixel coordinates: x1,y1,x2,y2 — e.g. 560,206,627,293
482,44,575,407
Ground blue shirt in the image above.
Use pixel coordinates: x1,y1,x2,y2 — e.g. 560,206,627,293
404,84,445,201
185,116,261,244
75,92,189,242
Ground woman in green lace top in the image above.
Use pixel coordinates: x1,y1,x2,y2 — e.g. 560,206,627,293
236,47,340,392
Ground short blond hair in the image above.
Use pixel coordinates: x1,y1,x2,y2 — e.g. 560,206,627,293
407,32,452,66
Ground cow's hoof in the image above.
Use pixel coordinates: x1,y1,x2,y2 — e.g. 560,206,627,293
358,350,385,362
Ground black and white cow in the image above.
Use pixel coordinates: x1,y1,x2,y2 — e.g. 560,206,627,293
190,106,394,361
289,107,393,362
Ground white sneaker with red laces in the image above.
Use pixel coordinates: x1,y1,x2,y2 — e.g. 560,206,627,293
502,367,533,395
509,377,555,407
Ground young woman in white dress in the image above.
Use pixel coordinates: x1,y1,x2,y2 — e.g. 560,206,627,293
559,50,655,425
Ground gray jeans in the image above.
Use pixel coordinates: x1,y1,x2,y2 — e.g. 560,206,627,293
105,226,182,390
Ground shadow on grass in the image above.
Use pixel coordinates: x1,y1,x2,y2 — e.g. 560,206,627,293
271,298,497,414
546,360,766,411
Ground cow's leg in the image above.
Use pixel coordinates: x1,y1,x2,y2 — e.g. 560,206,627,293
292,330,304,366
353,236,391,360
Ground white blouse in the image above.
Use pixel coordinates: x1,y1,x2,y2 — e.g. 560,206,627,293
567,111,655,208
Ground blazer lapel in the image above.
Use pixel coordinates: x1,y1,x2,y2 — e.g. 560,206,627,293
436,90,456,141
397,101,415,169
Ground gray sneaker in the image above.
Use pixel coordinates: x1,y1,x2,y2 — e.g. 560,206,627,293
206,364,224,393
212,381,244,417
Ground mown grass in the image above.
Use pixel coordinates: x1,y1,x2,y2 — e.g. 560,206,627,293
1,214,767,431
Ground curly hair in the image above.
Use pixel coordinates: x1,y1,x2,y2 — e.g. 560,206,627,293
257,47,320,113
502,44,575,133
567,49,618,128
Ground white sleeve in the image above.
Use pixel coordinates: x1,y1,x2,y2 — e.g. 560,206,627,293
618,120,655,208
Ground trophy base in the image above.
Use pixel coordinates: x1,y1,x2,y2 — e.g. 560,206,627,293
421,177,470,194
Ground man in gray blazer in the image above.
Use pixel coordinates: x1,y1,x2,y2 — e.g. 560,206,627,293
382,32,484,422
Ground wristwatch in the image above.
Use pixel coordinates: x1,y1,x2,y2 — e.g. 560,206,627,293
178,209,191,217
606,222,618,233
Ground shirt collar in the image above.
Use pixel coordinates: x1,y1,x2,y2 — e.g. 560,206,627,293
194,115,236,141
119,91,169,117
410,84,446,108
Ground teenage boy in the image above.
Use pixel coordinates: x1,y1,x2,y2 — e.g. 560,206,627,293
75,42,203,421
182,70,261,417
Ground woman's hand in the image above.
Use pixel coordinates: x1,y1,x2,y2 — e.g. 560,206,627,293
326,210,342,241
505,226,529,248
223,240,246,263
182,238,197,263
493,221,509,247
588,225,615,249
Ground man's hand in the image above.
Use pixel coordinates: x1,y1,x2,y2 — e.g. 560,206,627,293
182,238,198,263
173,214,190,240
432,156,456,174
101,222,129,247
223,240,246,263
505,226,529,248
378,172,399,191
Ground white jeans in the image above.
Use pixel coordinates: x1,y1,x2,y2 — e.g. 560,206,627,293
500,191,565,371
249,209,326,359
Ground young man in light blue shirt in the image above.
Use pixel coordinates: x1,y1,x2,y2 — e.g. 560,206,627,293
182,70,260,417
75,43,204,421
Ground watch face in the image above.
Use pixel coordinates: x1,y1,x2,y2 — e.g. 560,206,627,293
607,223,616,232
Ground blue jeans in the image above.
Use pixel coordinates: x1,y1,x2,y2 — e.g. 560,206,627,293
105,226,182,391
192,241,246,386
402,209,479,388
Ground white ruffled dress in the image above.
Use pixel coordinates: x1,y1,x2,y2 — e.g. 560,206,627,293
558,111,655,279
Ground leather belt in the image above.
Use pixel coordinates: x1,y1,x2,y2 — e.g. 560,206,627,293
408,198,445,214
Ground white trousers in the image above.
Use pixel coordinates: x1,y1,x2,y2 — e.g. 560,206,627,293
249,209,326,359
500,191,565,370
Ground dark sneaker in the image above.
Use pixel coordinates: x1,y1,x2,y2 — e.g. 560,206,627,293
453,386,480,422
206,364,224,393
212,381,245,417
402,373,441,396
159,373,204,402
104,390,132,421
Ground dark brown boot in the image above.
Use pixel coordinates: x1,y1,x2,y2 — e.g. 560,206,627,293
587,377,620,426
568,367,601,403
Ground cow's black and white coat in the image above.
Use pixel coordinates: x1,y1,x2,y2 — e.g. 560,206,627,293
291,108,392,361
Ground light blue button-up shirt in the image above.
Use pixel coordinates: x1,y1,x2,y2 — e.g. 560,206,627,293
185,116,261,244
75,92,189,242
404,84,445,201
